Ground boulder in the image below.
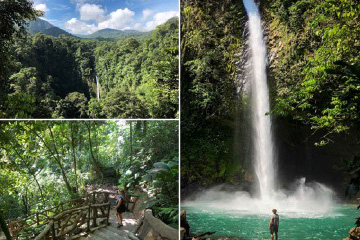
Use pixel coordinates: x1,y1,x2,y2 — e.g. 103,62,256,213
346,227,360,240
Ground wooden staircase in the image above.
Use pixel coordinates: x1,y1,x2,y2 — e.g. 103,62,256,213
77,225,130,239
7,190,141,240
74,211,138,240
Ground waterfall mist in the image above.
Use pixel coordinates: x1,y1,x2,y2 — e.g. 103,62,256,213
183,179,336,217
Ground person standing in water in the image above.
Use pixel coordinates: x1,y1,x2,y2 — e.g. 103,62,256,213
269,209,279,240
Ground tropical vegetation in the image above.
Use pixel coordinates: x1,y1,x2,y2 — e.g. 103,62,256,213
0,0,178,119
181,0,360,200
0,120,179,237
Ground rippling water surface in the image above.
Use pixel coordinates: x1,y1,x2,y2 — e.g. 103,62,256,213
184,205,358,239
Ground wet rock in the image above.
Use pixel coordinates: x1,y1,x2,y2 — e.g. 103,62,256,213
346,227,360,240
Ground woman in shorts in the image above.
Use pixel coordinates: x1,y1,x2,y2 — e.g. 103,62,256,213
115,189,126,227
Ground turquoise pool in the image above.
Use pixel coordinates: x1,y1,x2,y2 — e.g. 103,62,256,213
183,205,358,239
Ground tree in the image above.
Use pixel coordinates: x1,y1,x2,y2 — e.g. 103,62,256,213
267,0,360,145
102,88,146,118
0,120,178,228
0,0,41,116
181,0,246,186
0,210,12,240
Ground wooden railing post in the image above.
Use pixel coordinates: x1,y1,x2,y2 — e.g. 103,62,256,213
106,203,110,225
36,212,40,227
87,204,91,232
9,221,15,237
92,193,95,204
92,206,97,228
105,192,109,203
50,218,56,240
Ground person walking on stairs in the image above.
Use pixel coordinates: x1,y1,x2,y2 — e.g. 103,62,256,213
115,189,126,228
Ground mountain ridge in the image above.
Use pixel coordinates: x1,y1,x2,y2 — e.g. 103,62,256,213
28,17,179,40
80,28,148,40
29,17,73,37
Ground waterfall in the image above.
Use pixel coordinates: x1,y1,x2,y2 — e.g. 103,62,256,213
183,0,336,217
243,0,275,200
96,75,100,100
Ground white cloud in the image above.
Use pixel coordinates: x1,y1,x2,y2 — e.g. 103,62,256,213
98,8,135,30
53,4,71,11
131,23,143,31
80,4,106,22
64,18,97,35
143,11,178,31
39,17,59,23
70,0,101,3
64,5,178,35
34,4,49,13
142,9,154,21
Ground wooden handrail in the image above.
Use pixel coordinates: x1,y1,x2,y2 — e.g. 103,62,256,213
9,196,84,225
126,194,139,212
34,220,53,240
9,191,111,240
53,206,88,220
90,203,109,208
34,202,111,240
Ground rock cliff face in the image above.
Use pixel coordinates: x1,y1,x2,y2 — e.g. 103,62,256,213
260,0,360,196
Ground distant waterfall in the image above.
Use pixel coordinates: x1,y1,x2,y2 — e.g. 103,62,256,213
243,0,276,200
95,75,100,100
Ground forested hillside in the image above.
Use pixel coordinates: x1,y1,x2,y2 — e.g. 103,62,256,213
28,18,148,40
28,17,74,37
80,29,149,40
0,120,179,236
181,0,360,197
181,0,247,188
0,1,178,119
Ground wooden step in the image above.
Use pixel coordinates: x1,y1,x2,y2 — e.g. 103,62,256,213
99,227,130,239
92,229,114,240
74,225,131,240
78,233,104,240
106,225,131,238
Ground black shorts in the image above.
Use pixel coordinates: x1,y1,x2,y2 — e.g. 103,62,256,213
270,225,278,234
117,204,126,214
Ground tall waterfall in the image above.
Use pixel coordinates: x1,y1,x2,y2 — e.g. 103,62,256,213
96,75,100,100
182,0,335,217
243,0,275,200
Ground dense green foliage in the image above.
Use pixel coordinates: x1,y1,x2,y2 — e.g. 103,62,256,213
181,0,360,199
181,0,247,187
81,29,149,40
264,0,360,210
116,121,179,226
93,17,179,118
0,0,41,115
0,120,178,227
264,0,360,145
1,16,179,118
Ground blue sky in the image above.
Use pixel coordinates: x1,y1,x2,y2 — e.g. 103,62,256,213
32,0,179,34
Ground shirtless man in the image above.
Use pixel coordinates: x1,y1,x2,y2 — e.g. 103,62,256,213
269,209,279,240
